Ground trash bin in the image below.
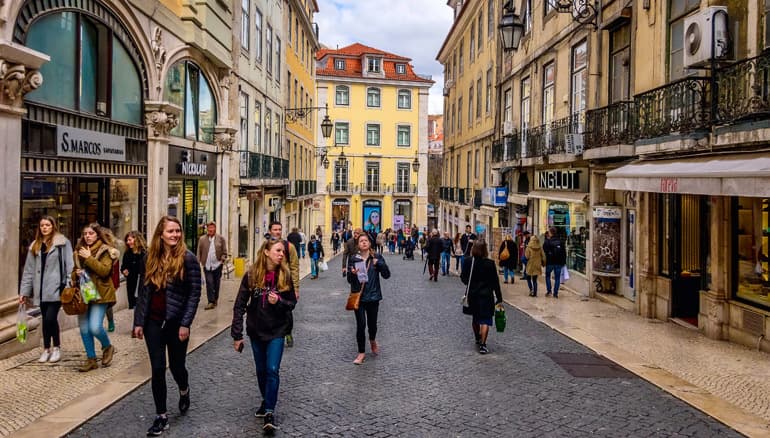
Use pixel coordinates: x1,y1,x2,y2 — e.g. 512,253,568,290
234,257,246,277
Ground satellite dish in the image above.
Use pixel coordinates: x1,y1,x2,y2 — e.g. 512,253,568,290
686,22,701,55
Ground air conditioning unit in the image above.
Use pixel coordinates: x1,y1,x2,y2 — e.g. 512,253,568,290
565,133,584,155
503,121,514,136
266,195,282,212
683,7,729,68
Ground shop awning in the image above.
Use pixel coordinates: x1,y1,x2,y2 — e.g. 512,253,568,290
528,190,588,204
507,193,529,205
605,153,770,197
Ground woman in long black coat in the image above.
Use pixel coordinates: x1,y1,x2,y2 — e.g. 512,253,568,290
461,240,503,355
498,234,518,284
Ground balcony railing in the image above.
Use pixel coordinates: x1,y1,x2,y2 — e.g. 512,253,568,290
361,183,387,194
473,189,482,209
290,180,316,197
239,152,289,180
492,133,522,163
327,182,355,194
716,51,770,124
584,101,635,149
439,186,456,202
524,125,547,158
635,76,712,140
458,188,470,204
392,184,417,194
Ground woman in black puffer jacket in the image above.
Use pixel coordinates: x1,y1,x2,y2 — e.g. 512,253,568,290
461,240,503,355
133,216,201,436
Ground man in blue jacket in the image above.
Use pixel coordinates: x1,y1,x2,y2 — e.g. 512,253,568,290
543,227,567,298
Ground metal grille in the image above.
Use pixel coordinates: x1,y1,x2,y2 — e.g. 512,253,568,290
22,157,147,177
742,308,764,336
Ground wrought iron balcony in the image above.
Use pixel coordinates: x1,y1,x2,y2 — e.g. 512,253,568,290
634,77,712,140
716,51,770,124
523,125,547,158
291,180,317,197
473,189,482,209
584,101,635,149
393,184,417,195
327,182,355,194
492,134,522,163
439,186,456,202
239,152,289,180
458,188,471,205
361,183,386,194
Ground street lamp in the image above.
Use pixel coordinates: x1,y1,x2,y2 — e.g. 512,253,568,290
412,151,420,172
320,114,333,139
499,1,525,51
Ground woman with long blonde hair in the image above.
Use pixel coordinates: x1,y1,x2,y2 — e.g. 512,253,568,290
133,216,201,436
73,222,119,372
232,239,297,433
121,230,147,310
19,216,74,363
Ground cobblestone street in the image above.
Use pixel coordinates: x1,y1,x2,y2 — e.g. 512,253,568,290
68,254,739,437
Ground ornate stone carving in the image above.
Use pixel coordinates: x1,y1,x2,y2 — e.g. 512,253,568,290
0,60,43,106
219,69,234,90
214,130,236,152
145,110,178,137
151,27,166,75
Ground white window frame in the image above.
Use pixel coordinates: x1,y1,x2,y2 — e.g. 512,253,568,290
367,57,381,73
367,87,381,108
397,125,411,147
335,122,349,145
335,85,349,106
255,9,262,63
241,0,250,52
335,59,345,70
396,63,406,74
366,123,381,146
397,89,411,109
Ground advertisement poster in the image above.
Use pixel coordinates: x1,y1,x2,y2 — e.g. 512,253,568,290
362,200,382,233
592,206,622,275
393,215,404,231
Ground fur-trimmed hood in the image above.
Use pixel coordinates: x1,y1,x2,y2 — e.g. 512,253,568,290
28,233,69,253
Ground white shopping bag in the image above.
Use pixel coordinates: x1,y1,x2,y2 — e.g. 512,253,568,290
561,265,570,282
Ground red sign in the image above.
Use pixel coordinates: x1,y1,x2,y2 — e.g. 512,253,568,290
660,177,678,193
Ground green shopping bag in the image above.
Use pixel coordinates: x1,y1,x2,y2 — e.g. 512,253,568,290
494,305,506,333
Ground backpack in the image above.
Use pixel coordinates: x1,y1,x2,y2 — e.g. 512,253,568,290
111,259,121,288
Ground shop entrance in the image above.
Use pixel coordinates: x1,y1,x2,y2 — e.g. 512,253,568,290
168,179,215,253
661,194,710,324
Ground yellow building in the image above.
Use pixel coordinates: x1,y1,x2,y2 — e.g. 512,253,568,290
316,43,433,234
283,0,321,236
437,0,502,241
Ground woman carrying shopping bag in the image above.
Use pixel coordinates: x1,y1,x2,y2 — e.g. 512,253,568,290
19,216,74,363
73,223,119,372
121,230,147,310
461,240,503,354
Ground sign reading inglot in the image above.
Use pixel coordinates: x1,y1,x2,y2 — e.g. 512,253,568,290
57,125,126,162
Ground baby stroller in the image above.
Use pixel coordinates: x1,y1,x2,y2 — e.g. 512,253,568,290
403,239,415,260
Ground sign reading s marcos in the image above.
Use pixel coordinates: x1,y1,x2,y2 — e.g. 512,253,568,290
57,125,126,162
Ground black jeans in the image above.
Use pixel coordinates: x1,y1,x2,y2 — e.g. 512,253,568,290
39,301,61,349
205,265,223,304
427,258,440,278
125,275,140,309
354,301,380,353
144,319,189,415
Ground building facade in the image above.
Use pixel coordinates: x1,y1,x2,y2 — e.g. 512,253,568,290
316,43,432,235
437,0,505,244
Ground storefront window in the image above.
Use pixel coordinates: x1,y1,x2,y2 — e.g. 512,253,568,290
538,199,587,274
332,200,350,231
109,179,140,242
165,61,217,143
735,197,770,307
168,179,216,252
394,200,412,230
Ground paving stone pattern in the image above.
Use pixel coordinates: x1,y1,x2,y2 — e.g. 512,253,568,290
69,254,741,437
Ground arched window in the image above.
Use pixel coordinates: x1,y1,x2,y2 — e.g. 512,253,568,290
367,87,381,108
335,85,349,106
164,61,217,143
397,89,412,109
25,11,142,125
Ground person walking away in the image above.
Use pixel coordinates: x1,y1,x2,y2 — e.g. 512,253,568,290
440,232,453,276
121,230,147,310
388,231,396,254
134,216,201,436
268,222,299,348
498,234,518,284
73,223,119,372
341,228,362,276
425,230,443,281
287,228,302,257
460,240,503,354
19,216,74,363
197,221,227,310
232,239,296,432
397,230,405,255
331,231,340,255
460,225,477,261
376,231,386,255
543,227,567,298
452,233,464,274
347,234,390,364
298,229,307,259
525,235,546,297
308,235,325,279
518,230,531,280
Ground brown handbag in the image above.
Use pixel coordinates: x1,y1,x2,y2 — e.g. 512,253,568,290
61,285,87,315
345,290,362,311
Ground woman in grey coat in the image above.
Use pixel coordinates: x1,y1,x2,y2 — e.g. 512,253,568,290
19,216,74,363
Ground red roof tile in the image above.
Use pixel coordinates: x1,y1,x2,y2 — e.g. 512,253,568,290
317,43,434,84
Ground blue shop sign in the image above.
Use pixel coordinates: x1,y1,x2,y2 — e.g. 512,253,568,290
495,187,508,206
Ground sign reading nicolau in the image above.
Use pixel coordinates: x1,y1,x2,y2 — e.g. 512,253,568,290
535,168,588,192
57,125,126,162
168,146,216,179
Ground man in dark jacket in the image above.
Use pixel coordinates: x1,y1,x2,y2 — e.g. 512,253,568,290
425,230,444,281
440,232,453,276
287,228,302,256
543,227,567,298
342,228,362,276
460,225,477,259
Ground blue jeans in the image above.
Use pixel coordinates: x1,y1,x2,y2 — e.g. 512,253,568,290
502,267,515,282
311,256,319,277
300,243,306,258
453,255,463,271
78,303,111,359
527,275,539,295
440,252,451,275
545,264,563,296
250,337,285,412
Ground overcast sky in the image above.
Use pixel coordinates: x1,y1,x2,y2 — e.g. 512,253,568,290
315,0,454,115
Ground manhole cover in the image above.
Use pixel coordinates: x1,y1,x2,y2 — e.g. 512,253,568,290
544,352,635,378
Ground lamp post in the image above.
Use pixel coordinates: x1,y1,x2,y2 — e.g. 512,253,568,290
412,150,420,172
499,1,525,51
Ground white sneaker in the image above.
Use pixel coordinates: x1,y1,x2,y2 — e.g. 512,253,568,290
38,349,50,363
49,347,61,363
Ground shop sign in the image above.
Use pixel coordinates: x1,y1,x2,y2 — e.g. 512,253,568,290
535,168,587,192
169,146,215,179
481,187,509,207
56,125,125,162
180,161,207,176
592,205,622,275
332,199,350,206
246,190,262,201
393,215,404,230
